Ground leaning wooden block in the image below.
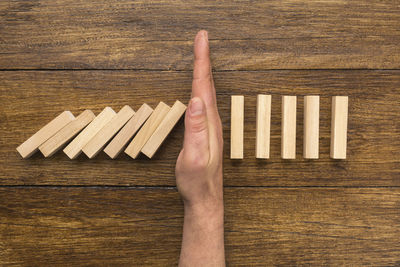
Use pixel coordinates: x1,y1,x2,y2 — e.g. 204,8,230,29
330,96,348,159
16,111,75,158
63,107,116,159
141,100,186,158
39,110,95,157
104,103,153,159
281,96,296,159
231,95,244,159
125,102,170,159
256,94,271,159
82,105,135,158
304,96,320,159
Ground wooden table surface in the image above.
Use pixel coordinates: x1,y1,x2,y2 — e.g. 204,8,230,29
1,1,399,266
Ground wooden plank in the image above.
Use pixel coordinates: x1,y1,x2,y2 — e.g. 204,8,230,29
64,107,116,159
256,94,271,159
1,1,400,70
39,110,95,157
82,105,135,158
281,96,297,159
125,102,170,159
104,104,153,159
230,95,244,159
331,96,349,159
304,96,320,159
1,70,400,186
0,187,399,266
16,111,75,158
141,101,186,159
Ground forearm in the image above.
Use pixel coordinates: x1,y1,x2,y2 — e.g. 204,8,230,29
179,201,225,267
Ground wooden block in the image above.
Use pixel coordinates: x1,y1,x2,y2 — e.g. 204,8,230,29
124,102,170,159
256,94,271,159
231,95,244,159
39,110,95,157
330,96,348,159
104,104,153,159
304,96,320,159
16,111,75,158
82,105,135,158
281,96,297,159
63,107,116,159
141,100,186,158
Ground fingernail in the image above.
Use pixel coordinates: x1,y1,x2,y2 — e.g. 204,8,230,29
203,30,208,40
190,97,203,116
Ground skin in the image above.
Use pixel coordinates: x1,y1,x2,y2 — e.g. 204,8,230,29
175,30,225,267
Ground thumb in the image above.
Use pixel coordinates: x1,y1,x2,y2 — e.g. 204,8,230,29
183,97,209,164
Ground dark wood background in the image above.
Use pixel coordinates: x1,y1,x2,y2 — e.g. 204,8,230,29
0,1,399,266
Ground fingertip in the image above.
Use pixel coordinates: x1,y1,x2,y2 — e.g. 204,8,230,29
194,30,209,59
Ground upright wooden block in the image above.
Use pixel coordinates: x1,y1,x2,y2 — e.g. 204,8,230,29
82,105,135,158
330,96,348,159
125,102,170,159
281,96,296,159
231,95,244,159
141,100,186,158
16,111,75,158
304,96,320,159
104,103,153,159
63,107,116,159
256,94,271,159
39,110,95,157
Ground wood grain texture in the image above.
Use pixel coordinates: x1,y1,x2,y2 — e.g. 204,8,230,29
0,70,399,186
1,0,400,70
0,187,399,266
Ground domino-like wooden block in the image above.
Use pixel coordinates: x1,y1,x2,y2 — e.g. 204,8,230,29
281,96,296,159
256,94,271,159
330,96,348,159
17,111,75,158
125,102,170,159
63,107,116,159
39,110,95,157
304,96,320,159
82,105,135,158
104,103,153,159
231,95,244,159
141,100,186,158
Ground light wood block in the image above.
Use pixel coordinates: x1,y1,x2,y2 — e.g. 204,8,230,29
16,111,75,158
281,96,297,159
141,100,186,158
256,94,271,159
82,105,135,158
231,95,244,159
330,96,348,159
104,104,153,159
125,102,170,159
304,96,320,159
39,110,95,157
63,107,116,159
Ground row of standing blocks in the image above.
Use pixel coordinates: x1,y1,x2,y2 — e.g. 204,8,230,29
17,101,187,159
231,95,349,159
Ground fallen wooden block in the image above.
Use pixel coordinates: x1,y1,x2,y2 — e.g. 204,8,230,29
330,96,348,159
256,94,271,159
63,107,116,159
281,96,296,159
82,105,135,158
39,110,95,157
141,100,186,158
304,96,320,159
231,95,244,159
104,103,153,159
125,102,170,159
16,111,75,158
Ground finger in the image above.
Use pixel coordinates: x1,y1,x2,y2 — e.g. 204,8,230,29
183,97,209,166
192,30,217,108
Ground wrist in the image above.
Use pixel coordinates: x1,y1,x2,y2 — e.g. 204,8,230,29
184,198,224,229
